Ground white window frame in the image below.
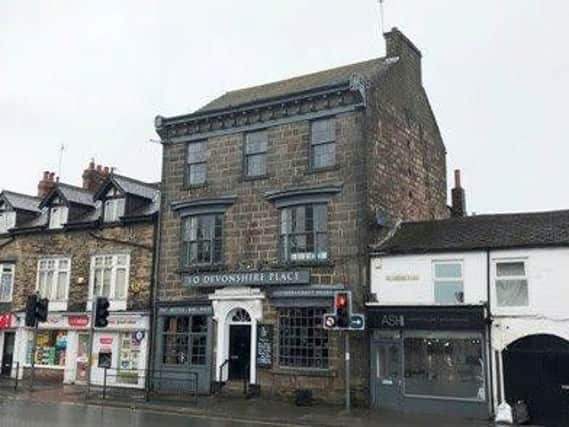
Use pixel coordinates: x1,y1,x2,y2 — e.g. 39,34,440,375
103,198,125,223
88,254,130,311
432,260,464,304
0,211,16,234
0,263,15,303
36,257,71,310
493,258,529,308
49,206,68,229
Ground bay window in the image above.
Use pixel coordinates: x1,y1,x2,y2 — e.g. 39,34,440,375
162,315,208,366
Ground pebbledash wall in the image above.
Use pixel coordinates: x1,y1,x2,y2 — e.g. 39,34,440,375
152,28,448,403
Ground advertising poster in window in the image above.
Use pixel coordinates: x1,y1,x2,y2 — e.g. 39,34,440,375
117,332,141,384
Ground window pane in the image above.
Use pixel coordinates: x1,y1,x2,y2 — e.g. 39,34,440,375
434,263,462,279
191,335,207,365
434,281,464,304
46,271,55,298
94,269,103,296
191,315,207,333
115,268,127,299
245,131,268,154
188,163,206,185
103,268,112,296
496,279,529,306
187,141,207,163
246,153,266,176
404,337,485,399
56,272,67,300
496,262,525,277
311,119,335,144
0,267,13,301
311,143,335,169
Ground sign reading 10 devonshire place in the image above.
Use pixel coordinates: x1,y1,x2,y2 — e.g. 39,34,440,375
183,270,310,288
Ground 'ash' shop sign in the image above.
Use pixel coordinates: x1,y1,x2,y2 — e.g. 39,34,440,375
184,270,310,287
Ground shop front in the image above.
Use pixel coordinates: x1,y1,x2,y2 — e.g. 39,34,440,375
367,305,490,418
0,313,17,377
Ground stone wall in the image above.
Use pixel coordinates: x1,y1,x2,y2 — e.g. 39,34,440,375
0,221,155,313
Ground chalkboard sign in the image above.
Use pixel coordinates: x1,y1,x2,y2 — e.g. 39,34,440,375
256,324,273,368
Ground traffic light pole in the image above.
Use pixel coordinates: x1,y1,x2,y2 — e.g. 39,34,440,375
344,332,351,412
85,301,96,400
29,321,38,391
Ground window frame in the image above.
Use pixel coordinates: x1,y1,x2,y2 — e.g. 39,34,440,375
493,259,529,308
36,257,71,303
0,263,15,303
161,315,208,367
0,211,16,234
432,260,465,304
243,130,269,179
277,307,329,370
185,140,208,187
279,204,328,264
309,117,336,170
88,254,130,309
103,197,126,223
180,214,224,267
48,206,68,229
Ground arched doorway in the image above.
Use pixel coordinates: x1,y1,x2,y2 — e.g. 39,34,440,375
227,308,252,381
503,334,569,426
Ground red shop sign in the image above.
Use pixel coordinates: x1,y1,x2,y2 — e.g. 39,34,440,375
68,315,89,328
0,313,12,329
100,337,113,345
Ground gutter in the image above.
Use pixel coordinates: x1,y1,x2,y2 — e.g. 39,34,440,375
486,249,495,417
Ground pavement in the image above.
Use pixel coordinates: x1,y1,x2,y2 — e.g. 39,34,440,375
0,382,495,427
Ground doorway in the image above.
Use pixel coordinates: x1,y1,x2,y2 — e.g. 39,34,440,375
503,334,569,427
371,340,403,411
75,333,89,383
229,325,251,380
1,332,15,376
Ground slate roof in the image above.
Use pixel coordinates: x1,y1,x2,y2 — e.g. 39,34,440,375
57,183,96,207
111,174,160,201
373,210,569,254
197,57,396,113
1,191,41,213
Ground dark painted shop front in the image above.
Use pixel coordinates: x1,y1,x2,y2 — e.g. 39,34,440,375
367,305,490,418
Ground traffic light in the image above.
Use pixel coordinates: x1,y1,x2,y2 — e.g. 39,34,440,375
25,295,38,327
94,297,110,327
35,298,49,322
334,292,351,328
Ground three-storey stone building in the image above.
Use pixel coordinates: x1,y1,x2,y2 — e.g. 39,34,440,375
153,28,448,401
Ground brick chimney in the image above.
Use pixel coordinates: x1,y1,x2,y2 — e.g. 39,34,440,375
451,169,467,217
82,160,111,193
37,171,57,198
384,27,422,84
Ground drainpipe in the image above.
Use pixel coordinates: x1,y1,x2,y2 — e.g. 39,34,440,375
486,249,495,417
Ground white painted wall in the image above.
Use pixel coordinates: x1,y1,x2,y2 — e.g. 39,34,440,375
370,251,487,305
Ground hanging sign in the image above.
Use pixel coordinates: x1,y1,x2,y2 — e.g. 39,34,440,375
0,313,12,329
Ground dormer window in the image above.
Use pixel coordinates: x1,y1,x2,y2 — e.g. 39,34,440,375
104,198,125,222
49,206,68,229
0,211,16,234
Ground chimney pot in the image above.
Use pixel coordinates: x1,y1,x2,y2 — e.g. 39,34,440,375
103,166,110,175
451,169,467,217
454,169,462,188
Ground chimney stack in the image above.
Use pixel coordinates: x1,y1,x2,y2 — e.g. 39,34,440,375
384,27,422,84
37,171,57,198
82,160,111,193
451,169,467,217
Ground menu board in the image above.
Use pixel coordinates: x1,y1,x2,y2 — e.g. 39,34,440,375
256,324,273,368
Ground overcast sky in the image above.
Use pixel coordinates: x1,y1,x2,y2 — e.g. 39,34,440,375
1,1,567,214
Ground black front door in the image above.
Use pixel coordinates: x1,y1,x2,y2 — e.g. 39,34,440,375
229,325,251,380
1,332,15,376
504,335,569,427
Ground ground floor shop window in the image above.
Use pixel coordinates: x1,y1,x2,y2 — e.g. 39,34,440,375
27,330,67,367
278,307,328,369
117,332,142,384
403,334,485,400
162,315,208,366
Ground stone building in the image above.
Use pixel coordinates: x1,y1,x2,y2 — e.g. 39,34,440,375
0,163,159,388
153,28,448,402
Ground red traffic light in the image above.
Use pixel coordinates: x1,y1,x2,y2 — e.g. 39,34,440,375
335,293,348,309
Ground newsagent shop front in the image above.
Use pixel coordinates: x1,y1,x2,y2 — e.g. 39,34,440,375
154,270,342,397
12,311,149,387
366,305,490,418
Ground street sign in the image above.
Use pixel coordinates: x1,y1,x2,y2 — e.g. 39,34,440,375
349,314,365,330
324,314,336,329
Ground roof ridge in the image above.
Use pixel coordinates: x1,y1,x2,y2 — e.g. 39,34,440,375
1,190,41,200
112,173,160,189
58,182,94,194
402,209,569,226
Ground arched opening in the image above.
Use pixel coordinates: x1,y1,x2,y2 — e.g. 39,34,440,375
227,308,253,381
503,334,569,426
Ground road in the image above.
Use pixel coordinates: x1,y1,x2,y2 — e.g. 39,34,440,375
0,400,300,427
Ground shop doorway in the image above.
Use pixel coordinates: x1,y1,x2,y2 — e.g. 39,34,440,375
228,309,252,381
503,334,569,427
1,332,15,376
371,340,403,411
75,333,89,383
